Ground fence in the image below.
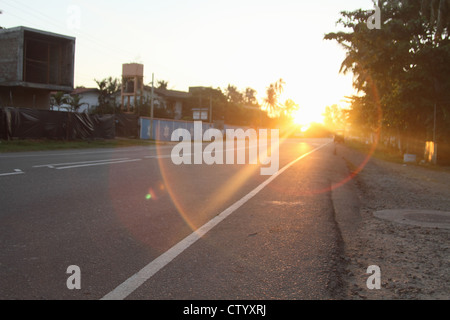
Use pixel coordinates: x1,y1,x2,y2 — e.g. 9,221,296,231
139,117,252,142
0,107,139,140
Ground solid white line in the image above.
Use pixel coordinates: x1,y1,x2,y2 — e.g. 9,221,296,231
33,158,130,168
101,141,331,300
55,159,142,170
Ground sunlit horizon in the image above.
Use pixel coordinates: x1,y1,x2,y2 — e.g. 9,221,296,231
0,0,374,115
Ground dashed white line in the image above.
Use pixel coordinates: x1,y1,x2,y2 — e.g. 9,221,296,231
33,158,130,168
55,158,142,170
0,169,24,177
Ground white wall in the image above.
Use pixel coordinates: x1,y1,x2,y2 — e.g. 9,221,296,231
78,92,99,113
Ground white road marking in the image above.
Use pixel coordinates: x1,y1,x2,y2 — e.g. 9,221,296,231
144,146,257,159
33,158,130,168
55,159,142,170
0,145,175,159
101,141,331,300
145,155,173,159
0,169,24,177
147,146,258,159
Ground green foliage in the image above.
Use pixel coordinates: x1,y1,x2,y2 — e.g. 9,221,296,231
93,77,121,114
325,0,450,149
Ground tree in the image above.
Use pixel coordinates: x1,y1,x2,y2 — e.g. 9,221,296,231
325,1,450,153
51,91,68,111
244,87,258,106
94,77,121,114
67,94,88,113
225,85,244,104
324,104,349,132
420,0,450,40
263,78,285,117
157,80,169,90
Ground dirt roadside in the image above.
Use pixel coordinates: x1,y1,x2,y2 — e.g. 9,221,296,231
332,142,450,300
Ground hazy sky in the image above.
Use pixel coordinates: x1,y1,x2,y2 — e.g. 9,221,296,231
0,0,374,115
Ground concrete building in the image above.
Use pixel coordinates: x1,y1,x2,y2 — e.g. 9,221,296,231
121,63,144,113
0,26,75,109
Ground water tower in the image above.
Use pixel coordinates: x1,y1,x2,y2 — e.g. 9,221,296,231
121,63,144,113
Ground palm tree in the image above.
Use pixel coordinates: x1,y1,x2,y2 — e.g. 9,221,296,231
157,80,169,90
95,77,120,113
67,94,88,113
94,79,107,113
263,78,285,117
51,91,68,111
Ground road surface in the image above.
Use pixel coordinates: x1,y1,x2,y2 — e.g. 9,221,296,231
0,138,353,300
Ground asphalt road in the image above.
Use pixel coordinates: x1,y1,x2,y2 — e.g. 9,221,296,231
0,138,350,300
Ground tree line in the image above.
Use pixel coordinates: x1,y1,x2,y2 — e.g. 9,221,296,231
54,76,301,128
325,0,450,153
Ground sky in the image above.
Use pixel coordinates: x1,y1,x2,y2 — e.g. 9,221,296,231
0,0,374,119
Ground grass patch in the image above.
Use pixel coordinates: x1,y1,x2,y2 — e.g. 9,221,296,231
344,138,450,173
344,139,405,164
0,139,158,153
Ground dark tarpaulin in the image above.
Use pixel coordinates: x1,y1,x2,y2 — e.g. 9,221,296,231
41,110,67,139
92,114,115,139
115,114,139,138
69,113,95,140
0,107,119,140
0,108,5,140
4,108,13,140
11,108,43,139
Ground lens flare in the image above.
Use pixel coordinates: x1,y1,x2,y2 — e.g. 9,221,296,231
109,74,381,249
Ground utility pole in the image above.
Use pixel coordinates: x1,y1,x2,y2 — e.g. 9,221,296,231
150,73,154,140
209,90,213,127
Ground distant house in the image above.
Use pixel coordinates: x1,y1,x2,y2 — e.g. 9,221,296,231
50,87,99,112
70,87,99,113
114,85,191,120
152,87,191,120
0,26,75,109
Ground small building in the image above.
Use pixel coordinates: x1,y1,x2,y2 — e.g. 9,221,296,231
0,26,75,109
115,85,191,120
70,87,99,113
153,87,191,120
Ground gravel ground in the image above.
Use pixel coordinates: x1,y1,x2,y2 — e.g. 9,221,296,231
335,143,450,300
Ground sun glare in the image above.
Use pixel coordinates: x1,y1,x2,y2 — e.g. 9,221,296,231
291,107,325,131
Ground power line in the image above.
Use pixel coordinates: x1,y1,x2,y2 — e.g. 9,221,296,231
1,0,177,88
2,0,136,61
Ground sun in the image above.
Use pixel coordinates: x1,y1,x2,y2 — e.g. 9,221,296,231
291,107,325,131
